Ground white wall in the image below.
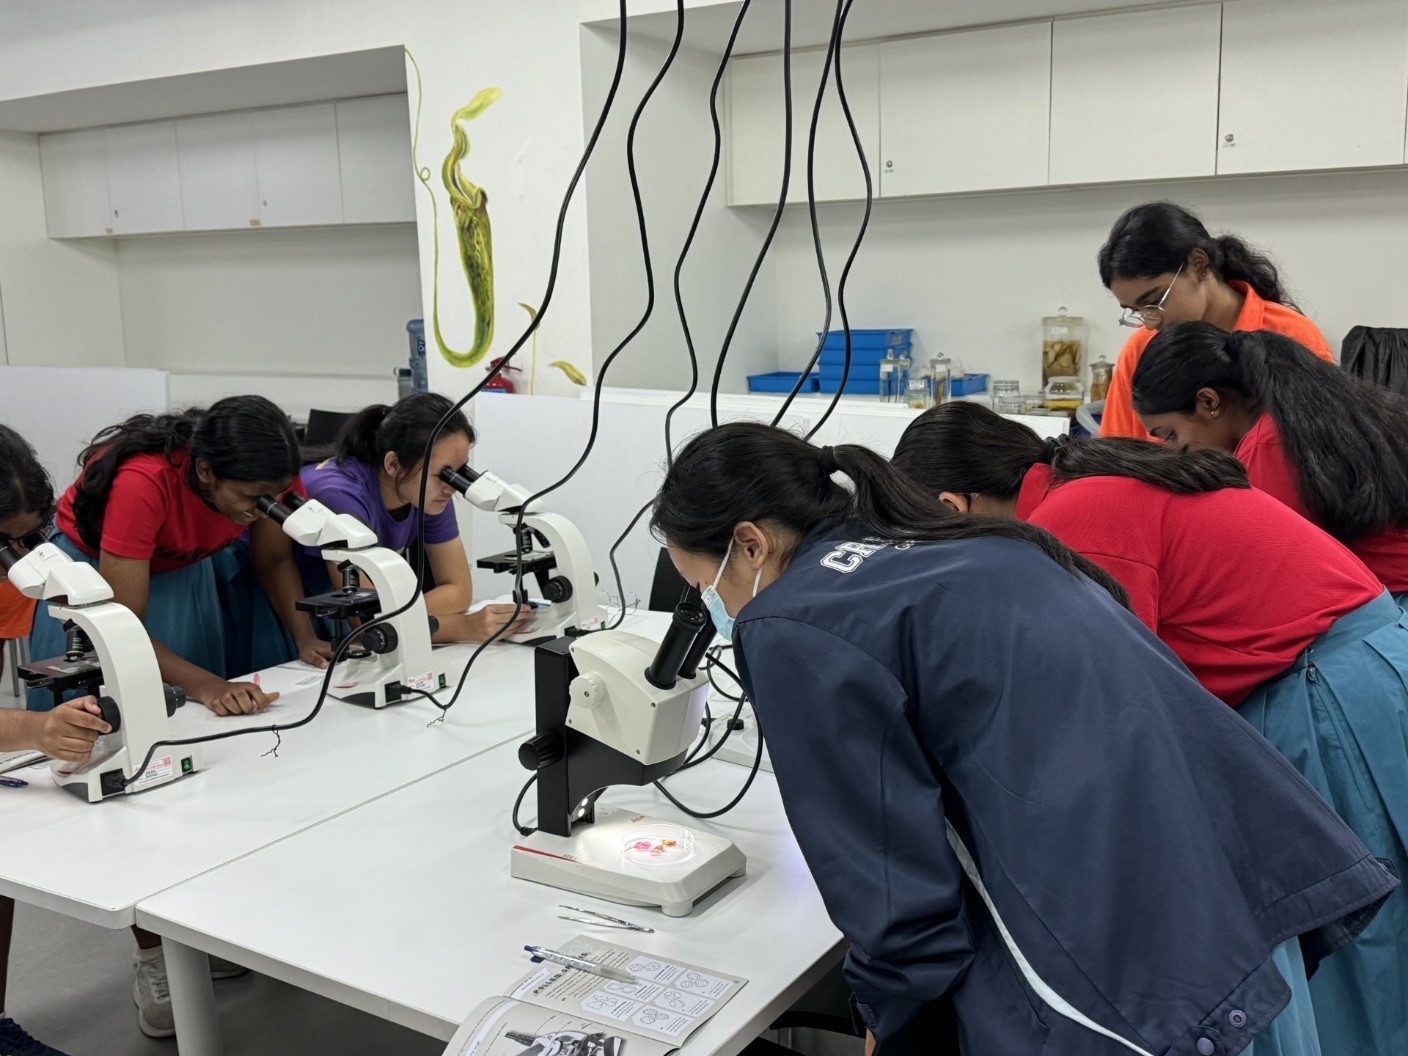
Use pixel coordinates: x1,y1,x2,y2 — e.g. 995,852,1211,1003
770,168,1408,392
0,130,123,366
581,27,779,394
116,226,422,378
0,0,594,401
166,372,397,421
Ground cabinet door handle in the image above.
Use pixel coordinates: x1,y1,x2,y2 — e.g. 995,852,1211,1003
1223,133,1235,145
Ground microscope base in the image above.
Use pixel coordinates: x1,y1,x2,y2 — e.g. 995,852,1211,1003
52,743,204,803
331,657,449,709
511,807,746,917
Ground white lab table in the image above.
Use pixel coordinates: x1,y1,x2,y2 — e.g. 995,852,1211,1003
136,740,843,1056
0,637,544,929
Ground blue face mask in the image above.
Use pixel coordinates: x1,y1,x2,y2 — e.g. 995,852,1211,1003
702,536,761,641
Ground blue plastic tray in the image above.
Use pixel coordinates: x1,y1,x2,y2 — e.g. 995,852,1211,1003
818,344,911,369
817,328,912,351
818,375,884,396
950,373,989,396
748,371,819,394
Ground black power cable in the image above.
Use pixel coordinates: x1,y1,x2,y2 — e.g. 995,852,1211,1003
430,0,688,708
604,0,755,632
122,0,636,785
709,0,793,427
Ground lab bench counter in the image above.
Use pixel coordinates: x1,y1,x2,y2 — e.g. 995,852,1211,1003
0,634,547,929
136,737,841,1056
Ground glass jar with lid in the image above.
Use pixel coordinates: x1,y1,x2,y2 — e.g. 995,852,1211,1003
1044,376,1084,411
991,379,1020,410
1089,355,1113,402
1041,307,1085,386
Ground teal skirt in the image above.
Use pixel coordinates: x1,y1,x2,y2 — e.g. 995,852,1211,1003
1247,939,1321,1056
25,533,295,710
1239,591,1408,1056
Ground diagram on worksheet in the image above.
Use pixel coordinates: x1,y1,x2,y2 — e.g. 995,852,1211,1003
437,934,747,1056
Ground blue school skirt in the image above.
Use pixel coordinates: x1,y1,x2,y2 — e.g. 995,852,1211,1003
25,533,227,710
1238,591,1408,1056
1247,939,1321,1056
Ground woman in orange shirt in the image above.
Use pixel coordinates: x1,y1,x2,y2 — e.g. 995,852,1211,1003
1097,201,1333,439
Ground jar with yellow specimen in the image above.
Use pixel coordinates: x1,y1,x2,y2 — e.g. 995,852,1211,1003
1041,307,1085,386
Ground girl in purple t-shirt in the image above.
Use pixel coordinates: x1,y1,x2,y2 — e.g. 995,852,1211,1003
298,393,528,642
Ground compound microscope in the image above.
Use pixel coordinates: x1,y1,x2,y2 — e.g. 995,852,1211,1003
256,493,448,708
439,465,604,643
2,540,198,802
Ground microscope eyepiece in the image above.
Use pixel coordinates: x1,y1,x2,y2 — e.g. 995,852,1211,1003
439,465,480,495
255,494,291,523
0,544,19,573
645,602,708,690
677,604,716,680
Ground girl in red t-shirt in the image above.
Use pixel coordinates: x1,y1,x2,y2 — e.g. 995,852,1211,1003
33,395,326,724
1132,322,1408,600
893,402,1408,1056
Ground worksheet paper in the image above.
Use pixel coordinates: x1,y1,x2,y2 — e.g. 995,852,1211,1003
442,936,746,1056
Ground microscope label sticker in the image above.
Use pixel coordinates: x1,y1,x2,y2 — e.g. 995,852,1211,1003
131,755,175,789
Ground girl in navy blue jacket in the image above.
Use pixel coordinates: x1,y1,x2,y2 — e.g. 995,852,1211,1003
651,423,1397,1056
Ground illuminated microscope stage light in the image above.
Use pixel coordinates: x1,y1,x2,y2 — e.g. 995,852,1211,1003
512,808,743,917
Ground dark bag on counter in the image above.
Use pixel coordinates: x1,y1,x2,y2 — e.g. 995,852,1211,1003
1342,325,1408,397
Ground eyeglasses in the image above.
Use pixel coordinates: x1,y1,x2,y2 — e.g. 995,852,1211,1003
1119,263,1184,328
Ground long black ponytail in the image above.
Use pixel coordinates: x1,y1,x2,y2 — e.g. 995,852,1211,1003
0,424,55,524
892,402,1249,499
1098,201,1297,309
650,422,1130,608
333,392,474,482
1132,322,1408,541
72,395,300,552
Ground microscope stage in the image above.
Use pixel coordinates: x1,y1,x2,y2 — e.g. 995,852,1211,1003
511,807,746,917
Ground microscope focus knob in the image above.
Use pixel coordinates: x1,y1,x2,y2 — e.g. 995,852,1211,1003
518,732,564,771
96,696,122,734
543,576,573,604
569,672,606,710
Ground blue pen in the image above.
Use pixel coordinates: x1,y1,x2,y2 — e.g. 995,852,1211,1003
0,777,29,789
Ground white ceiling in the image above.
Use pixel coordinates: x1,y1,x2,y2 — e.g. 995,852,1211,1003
583,0,1211,54
0,45,407,133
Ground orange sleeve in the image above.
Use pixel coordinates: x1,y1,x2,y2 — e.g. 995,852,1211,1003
0,581,37,639
1286,315,1333,362
1099,331,1156,440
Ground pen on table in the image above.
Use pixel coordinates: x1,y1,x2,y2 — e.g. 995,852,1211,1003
0,777,29,789
525,945,639,984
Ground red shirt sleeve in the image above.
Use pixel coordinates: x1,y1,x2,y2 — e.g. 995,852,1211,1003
97,463,167,561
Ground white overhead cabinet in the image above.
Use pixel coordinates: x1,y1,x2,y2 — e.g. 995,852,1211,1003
726,44,881,207
878,22,1053,197
1218,0,1408,174
336,96,416,224
253,103,344,227
176,112,261,230
39,129,113,238
1049,5,1221,184
104,122,184,234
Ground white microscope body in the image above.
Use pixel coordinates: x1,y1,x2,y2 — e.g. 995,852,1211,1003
261,494,447,709
4,543,201,802
510,605,746,916
440,466,604,643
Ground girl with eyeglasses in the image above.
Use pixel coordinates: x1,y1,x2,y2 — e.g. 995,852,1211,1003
653,422,1396,1056
1096,201,1332,440
893,400,1408,1056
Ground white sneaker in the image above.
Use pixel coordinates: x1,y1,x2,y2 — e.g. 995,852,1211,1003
132,953,174,1039
209,955,250,980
